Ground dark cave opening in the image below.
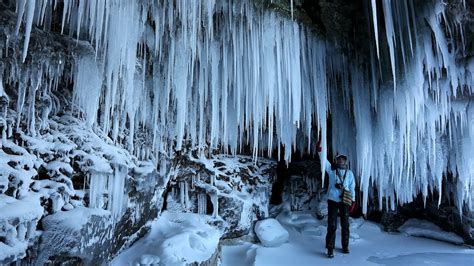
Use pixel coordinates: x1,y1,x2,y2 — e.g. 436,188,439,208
206,194,214,215
268,114,367,219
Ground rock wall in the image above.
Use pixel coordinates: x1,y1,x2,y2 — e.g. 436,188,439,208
164,153,276,239
367,176,474,245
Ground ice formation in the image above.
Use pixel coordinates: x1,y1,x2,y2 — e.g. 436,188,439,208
7,0,474,216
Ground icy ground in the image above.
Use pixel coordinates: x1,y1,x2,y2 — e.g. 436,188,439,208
221,211,474,266
112,208,474,266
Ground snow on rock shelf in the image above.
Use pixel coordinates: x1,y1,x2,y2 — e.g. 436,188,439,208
254,218,289,247
399,218,465,245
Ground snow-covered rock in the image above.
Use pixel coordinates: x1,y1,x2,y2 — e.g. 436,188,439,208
165,154,276,238
255,218,289,247
0,115,166,264
399,219,464,245
0,194,43,263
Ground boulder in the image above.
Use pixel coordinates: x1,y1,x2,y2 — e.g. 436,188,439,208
399,219,464,245
255,218,289,247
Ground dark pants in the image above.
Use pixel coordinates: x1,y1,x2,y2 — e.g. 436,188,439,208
325,200,350,250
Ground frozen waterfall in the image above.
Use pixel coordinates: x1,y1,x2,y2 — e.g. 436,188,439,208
7,0,474,215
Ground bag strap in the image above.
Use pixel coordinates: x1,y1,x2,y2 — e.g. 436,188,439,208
336,169,348,185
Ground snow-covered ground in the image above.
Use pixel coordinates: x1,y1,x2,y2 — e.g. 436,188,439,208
222,211,474,266
112,211,223,266
113,207,474,266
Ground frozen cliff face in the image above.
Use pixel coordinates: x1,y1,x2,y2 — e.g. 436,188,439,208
0,0,473,262
5,0,472,216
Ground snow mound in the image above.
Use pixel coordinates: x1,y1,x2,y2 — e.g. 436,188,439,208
399,219,464,245
112,211,222,266
255,218,289,247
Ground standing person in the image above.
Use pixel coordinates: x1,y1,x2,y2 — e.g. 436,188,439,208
317,140,356,258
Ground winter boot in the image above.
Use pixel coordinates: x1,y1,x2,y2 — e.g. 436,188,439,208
326,248,334,258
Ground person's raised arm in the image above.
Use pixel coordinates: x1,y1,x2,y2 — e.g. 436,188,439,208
349,171,356,213
317,140,332,174
349,172,356,201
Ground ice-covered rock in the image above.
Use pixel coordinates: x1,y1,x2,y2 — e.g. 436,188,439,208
255,218,289,247
165,154,276,238
399,219,464,245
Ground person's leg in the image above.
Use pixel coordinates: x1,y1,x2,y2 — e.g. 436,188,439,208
325,200,338,253
339,202,350,252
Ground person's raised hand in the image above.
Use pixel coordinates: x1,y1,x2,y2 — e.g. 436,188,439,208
316,134,322,152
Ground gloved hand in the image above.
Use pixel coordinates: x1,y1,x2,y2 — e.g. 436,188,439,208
349,201,356,213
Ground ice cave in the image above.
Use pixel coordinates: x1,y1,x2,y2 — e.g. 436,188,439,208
0,0,473,265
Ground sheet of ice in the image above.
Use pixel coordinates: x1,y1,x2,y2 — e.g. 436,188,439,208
112,211,222,266
254,218,289,247
222,210,474,266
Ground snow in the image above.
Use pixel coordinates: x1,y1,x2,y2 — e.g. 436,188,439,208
222,210,474,266
41,207,110,232
0,193,43,261
112,211,222,266
254,218,289,247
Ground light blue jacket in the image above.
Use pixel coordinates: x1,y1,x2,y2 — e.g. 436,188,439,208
321,156,356,203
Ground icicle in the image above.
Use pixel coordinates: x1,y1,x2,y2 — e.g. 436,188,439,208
179,181,185,208
89,173,107,209
184,181,190,209
290,0,294,20
19,0,36,63
15,0,27,35
370,0,380,59
210,192,219,218
7,0,474,216
382,0,397,90
108,165,126,219
198,193,207,215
